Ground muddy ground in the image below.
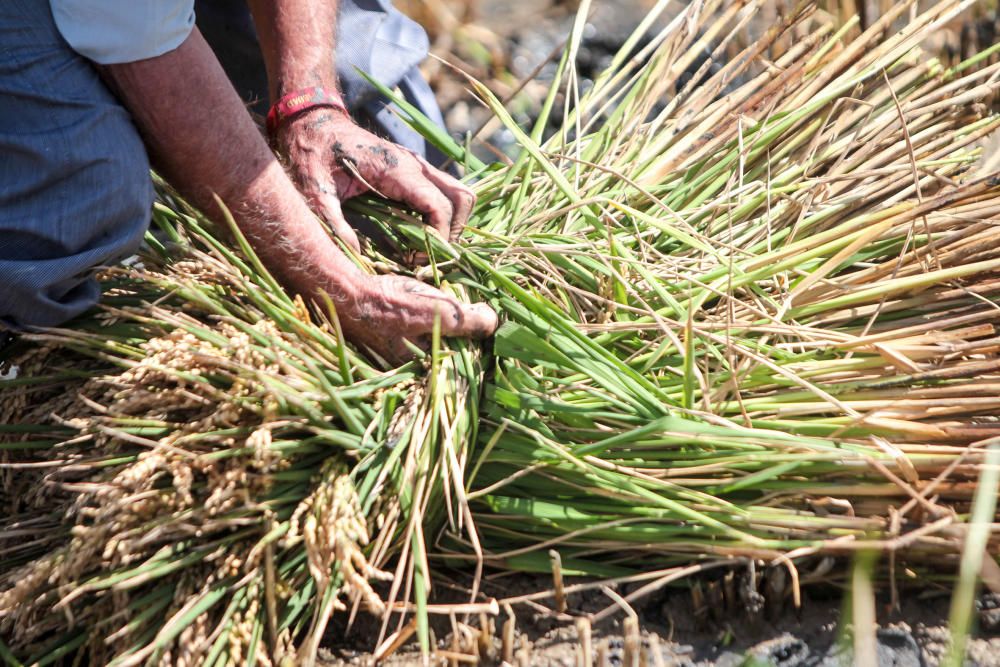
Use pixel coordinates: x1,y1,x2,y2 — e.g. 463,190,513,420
319,571,1000,666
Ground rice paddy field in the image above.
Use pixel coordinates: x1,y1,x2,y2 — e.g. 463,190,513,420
2,0,1000,665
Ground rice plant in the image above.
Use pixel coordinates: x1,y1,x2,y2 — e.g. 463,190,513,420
2,0,999,663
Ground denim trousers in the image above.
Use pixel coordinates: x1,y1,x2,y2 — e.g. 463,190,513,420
0,0,444,329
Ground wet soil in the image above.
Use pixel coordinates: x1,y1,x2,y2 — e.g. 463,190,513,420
319,570,1000,666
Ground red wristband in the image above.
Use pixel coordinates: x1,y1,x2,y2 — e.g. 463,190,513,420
265,86,347,137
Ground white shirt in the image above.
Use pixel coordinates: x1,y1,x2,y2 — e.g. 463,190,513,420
50,0,195,64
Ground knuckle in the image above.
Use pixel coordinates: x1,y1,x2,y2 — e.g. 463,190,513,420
454,191,475,215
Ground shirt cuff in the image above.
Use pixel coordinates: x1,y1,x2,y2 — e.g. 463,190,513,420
50,0,195,65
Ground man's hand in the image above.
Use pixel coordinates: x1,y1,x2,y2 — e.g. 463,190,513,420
103,28,496,364
276,108,476,253
341,274,497,364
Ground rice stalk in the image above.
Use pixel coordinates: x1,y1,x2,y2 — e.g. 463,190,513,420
0,212,409,664
405,0,1000,583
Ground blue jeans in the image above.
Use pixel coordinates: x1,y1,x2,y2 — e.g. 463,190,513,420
0,0,444,329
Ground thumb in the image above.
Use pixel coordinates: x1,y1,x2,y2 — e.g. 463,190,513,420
438,301,499,340
312,191,361,253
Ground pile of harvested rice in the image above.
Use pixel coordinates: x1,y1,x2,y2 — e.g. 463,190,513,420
1,0,999,664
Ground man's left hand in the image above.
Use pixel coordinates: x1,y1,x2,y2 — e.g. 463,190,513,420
276,107,476,253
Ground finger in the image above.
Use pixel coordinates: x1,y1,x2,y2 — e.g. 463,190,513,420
377,276,498,341
430,299,499,340
418,158,476,242
391,155,455,242
312,190,361,253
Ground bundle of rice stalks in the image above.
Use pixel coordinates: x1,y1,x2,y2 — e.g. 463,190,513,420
2,0,999,663
0,201,499,664
412,0,1000,575
0,211,406,664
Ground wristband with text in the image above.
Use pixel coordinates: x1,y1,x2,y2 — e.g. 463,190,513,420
265,86,348,137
